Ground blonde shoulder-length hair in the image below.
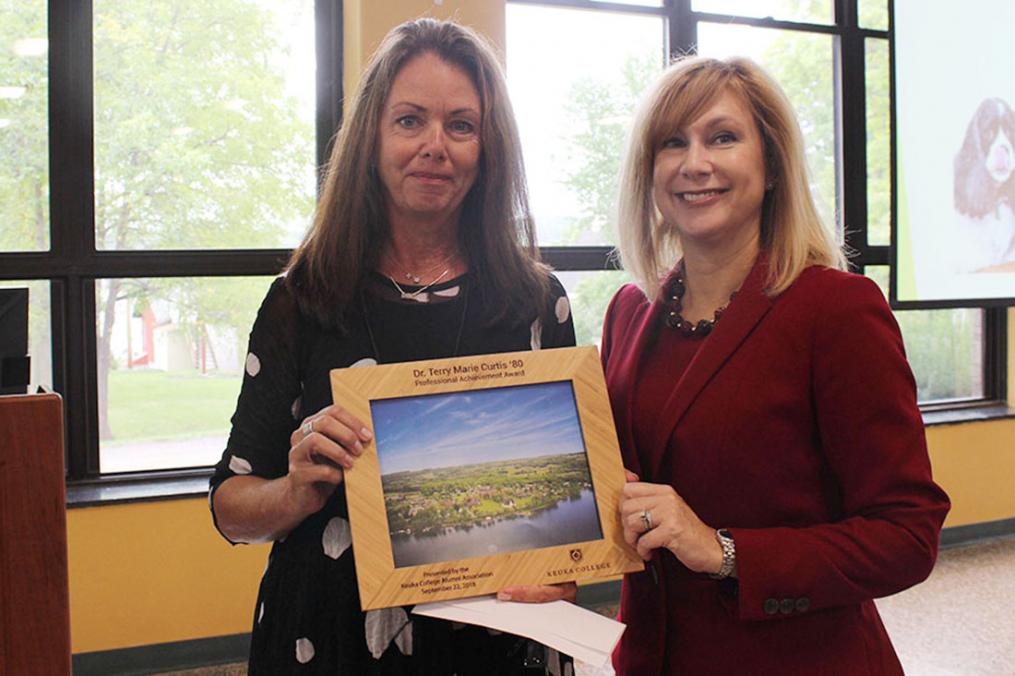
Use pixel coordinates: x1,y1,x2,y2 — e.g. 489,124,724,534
616,55,846,300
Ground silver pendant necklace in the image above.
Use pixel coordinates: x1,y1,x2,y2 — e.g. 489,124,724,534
395,252,455,285
386,267,452,301
360,276,470,363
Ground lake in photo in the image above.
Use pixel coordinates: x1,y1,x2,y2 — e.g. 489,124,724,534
390,488,601,567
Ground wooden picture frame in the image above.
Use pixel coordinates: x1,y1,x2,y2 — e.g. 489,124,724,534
331,345,643,610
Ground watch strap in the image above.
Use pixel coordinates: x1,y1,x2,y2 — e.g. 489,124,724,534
709,528,736,580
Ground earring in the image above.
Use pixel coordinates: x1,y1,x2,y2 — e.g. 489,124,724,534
765,180,776,191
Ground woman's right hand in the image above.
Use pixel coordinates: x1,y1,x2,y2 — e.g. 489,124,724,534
284,404,373,516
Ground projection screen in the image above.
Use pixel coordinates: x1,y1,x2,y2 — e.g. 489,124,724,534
892,0,1015,306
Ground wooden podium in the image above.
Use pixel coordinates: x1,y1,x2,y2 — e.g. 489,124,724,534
0,393,71,675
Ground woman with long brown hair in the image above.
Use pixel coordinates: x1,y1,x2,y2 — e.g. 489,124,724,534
210,18,576,674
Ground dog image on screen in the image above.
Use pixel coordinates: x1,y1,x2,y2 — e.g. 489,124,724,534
951,97,1015,272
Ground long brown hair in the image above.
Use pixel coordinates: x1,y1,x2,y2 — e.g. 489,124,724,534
617,55,846,300
285,18,548,327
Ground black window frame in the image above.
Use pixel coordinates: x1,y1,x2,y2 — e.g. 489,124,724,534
0,0,343,489
514,0,1008,413
0,0,1006,497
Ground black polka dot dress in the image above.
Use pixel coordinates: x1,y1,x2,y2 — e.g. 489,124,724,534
210,271,576,674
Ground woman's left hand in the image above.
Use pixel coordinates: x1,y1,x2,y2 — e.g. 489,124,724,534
620,480,722,575
496,582,577,604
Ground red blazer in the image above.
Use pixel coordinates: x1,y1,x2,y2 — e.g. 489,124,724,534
602,258,950,675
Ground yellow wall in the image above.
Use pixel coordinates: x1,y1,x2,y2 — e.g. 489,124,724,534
67,420,1015,653
927,419,1015,527
65,0,1015,656
344,0,506,94
67,499,269,653
1009,308,1015,390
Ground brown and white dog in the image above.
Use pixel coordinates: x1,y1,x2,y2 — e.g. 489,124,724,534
952,97,1015,271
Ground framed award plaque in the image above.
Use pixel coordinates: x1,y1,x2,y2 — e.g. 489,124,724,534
331,345,643,610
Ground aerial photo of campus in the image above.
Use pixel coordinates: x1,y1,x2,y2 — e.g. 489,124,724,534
370,381,603,567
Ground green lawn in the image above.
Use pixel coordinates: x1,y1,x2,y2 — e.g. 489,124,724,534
106,369,241,442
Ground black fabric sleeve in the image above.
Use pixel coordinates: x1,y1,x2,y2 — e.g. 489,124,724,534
208,277,303,541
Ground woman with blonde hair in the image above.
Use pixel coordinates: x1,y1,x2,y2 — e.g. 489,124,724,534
603,55,949,674
210,18,575,674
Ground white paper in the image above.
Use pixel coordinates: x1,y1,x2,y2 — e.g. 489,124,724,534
411,596,625,668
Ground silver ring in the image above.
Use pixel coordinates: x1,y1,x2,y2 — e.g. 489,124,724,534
640,509,653,531
302,419,315,437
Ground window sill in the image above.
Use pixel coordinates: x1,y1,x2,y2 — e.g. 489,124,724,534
66,403,1013,508
922,402,1015,427
66,471,211,508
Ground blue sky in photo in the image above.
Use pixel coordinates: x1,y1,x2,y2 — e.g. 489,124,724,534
371,381,587,474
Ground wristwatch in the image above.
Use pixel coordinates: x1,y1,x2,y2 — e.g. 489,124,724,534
709,528,737,580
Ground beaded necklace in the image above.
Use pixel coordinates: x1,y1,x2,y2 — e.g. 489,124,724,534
663,262,737,337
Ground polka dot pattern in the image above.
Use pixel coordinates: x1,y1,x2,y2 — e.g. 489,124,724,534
245,352,261,377
555,296,571,324
322,517,352,560
365,607,413,659
295,637,315,664
210,275,576,671
393,618,413,656
432,285,461,298
228,455,252,475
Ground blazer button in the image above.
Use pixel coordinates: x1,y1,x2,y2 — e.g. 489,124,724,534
795,597,811,613
763,598,779,615
779,598,794,615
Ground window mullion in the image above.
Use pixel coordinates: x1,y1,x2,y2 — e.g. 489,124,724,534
49,0,99,479
315,0,344,174
984,309,1008,403
668,0,696,58
836,1,869,264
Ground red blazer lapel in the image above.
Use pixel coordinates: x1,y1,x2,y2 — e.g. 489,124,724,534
647,256,774,480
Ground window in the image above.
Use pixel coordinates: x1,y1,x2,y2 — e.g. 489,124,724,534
508,0,1005,405
693,0,832,24
865,36,890,245
97,275,270,472
92,1,316,251
0,0,342,483
866,267,985,403
0,2,1005,487
506,3,664,246
1,0,49,252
